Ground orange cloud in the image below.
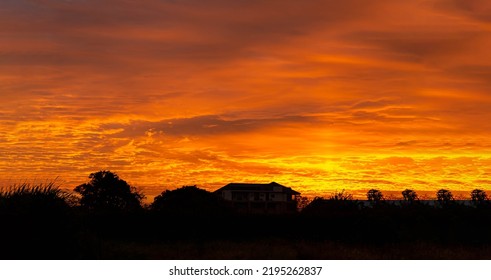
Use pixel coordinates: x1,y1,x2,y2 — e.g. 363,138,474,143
1,0,491,199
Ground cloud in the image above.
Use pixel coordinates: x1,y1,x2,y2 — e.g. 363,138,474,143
352,99,393,109
100,115,319,138
2,0,491,197
437,0,491,22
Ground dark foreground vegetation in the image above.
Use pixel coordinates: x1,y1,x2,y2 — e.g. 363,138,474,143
2,171,491,259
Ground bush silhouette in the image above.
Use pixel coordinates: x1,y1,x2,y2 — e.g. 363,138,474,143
74,170,144,212
301,195,359,217
151,185,230,217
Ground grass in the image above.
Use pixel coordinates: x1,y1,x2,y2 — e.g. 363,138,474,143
1,180,73,200
0,181,80,259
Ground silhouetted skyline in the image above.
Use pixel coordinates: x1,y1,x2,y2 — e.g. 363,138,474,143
3,177,491,259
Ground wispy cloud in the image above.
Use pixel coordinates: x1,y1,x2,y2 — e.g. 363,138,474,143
2,0,491,196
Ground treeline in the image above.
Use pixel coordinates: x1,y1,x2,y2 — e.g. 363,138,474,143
306,187,490,206
1,170,491,259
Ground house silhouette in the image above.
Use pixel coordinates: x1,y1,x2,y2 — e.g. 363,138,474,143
214,182,300,214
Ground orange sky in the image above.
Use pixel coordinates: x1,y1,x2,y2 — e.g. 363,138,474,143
2,0,491,199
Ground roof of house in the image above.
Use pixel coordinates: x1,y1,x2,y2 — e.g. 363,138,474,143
214,182,300,195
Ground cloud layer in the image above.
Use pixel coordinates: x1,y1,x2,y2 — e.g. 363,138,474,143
2,0,491,198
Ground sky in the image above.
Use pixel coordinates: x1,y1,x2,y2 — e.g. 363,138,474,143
2,0,491,199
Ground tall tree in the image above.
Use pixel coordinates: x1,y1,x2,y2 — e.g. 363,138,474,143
74,170,144,212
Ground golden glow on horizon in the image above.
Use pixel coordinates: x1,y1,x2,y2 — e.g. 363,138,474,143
2,0,491,199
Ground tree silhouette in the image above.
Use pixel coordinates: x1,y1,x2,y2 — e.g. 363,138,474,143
296,196,312,211
436,189,454,206
328,190,353,201
367,189,384,202
470,189,488,206
402,189,418,202
74,170,144,212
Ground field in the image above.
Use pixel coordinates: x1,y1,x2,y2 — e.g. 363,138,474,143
2,184,491,259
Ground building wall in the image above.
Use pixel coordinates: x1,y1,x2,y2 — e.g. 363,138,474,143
270,193,287,202
222,190,233,200
218,189,298,214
